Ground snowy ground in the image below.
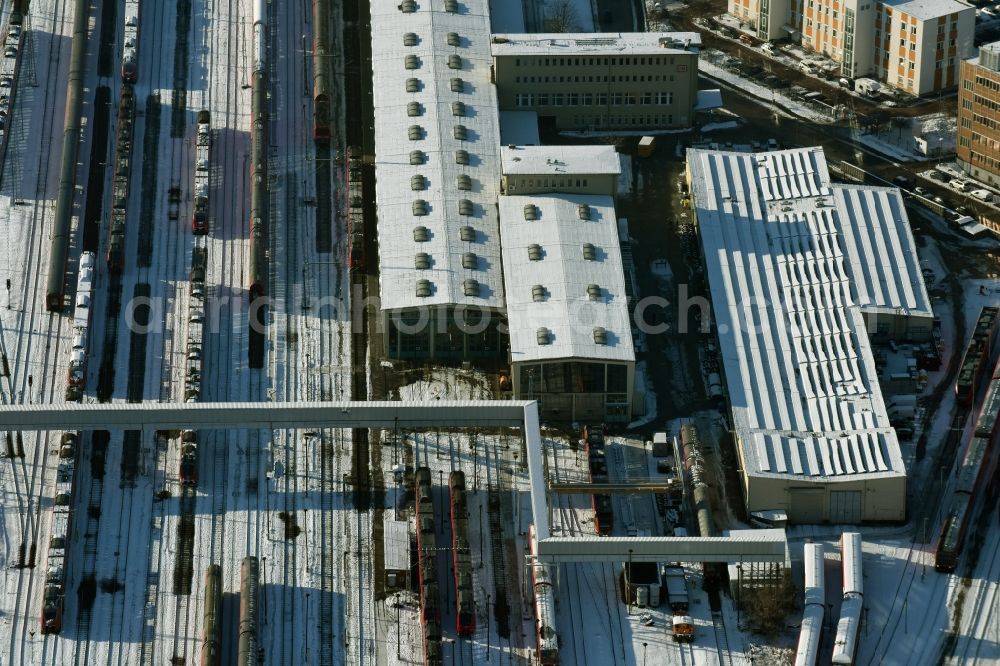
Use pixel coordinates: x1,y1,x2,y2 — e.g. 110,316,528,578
697,50,836,125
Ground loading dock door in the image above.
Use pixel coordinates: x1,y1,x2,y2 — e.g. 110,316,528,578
829,490,863,523
787,488,825,523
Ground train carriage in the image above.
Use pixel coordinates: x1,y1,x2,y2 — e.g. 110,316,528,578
415,467,443,665
448,471,476,636
528,525,559,665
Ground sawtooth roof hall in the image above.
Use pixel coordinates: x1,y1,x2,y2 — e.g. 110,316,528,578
687,147,932,524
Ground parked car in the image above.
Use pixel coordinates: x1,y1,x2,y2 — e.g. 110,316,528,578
761,42,777,56
971,189,995,202
929,171,951,183
893,175,912,188
950,179,972,192
914,186,928,196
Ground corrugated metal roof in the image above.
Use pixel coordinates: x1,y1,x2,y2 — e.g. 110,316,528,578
371,0,504,311
499,194,634,364
500,145,621,177
490,32,702,57
384,519,410,571
689,147,916,482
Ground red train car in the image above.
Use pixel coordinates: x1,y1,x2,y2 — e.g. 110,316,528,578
955,306,999,406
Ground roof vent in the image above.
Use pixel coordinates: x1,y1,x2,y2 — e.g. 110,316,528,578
410,150,426,165
462,252,477,269
400,0,417,12
527,244,542,261
463,279,480,296
444,0,458,12
531,285,546,302
415,252,431,270
593,327,608,345
408,125,423,140
413,225,430,242
407,101,423,117
410,174,427,190
458,199,473,216
456,174,472,191
416,279,432,297
451,101,466,116
405,77,420,92
453,125,468,140
405,54,420,69
578,204,591,220
447,54,462,69
450,77,464,93
582,243,596,260
403,32,418,46
459,225,476,241
412,199,429,216
536,327,551,345
455,149,470,165
523,204,538,220
587,284,601,301
447,32,461,46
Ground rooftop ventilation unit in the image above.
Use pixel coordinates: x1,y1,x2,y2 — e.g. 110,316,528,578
463,279,479,296
453,125,468,140
536,327,551,345
527,244,542,261
462,252,477,269
455,149,470,165
413,225,430,242
412,199,429,216
448,54,462,70
405,54,420,69
531,285,546,302
415,252,431,270
403,32,418,46
593,327,608,345
410,174,427,190
587,284,601,301
451,101,466,116
408,125,423,140
444,0,458,12
458,199,473,216
407,101,423,117
405,78,420,92
582,243,596,260
523,204,538,220
416,279,432,298
578,204,591,220
400,0,417,12
456,174,472,191
410,150,426,165
459,225,475,242
450,77,464,93
447,32,461,46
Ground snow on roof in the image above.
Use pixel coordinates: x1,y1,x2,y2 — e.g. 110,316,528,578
490,32,702,57
384,519,410,571
834,185,932,317
499,193,635,365
689,147,916,482
500,145,621,177
371,0,504,311
881,0,971,21
499,111,540,145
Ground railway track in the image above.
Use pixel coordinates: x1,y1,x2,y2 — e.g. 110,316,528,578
711,611,733,666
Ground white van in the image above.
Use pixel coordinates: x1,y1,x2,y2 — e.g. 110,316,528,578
971,189,995,202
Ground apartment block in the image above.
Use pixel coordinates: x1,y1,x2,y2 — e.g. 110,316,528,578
733,0,973,94
491,33,702,131
874,0,974,95
957,42,1000,184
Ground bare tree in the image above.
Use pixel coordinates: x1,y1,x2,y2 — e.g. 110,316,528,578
544,0,580,32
